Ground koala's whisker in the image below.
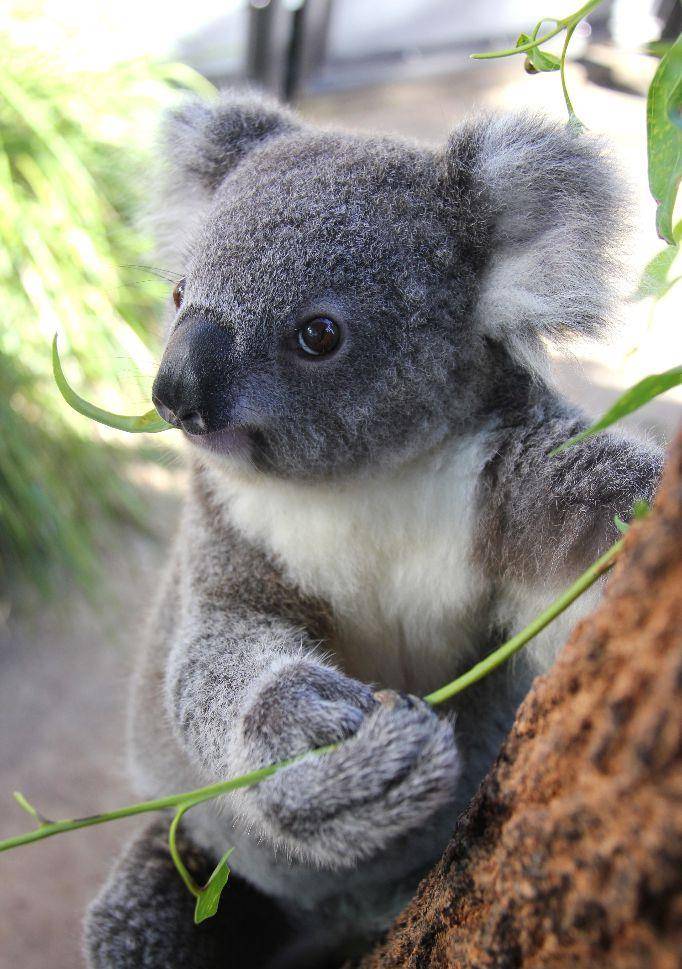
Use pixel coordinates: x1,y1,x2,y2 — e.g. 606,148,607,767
121,264,182,283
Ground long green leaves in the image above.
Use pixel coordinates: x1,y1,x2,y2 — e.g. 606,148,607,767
647,34,682,244
551,366,682,454
635,222,682,301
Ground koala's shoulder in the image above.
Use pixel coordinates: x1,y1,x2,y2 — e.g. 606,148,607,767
184,464,334,641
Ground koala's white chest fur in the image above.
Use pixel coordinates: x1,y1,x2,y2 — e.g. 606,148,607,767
203,435,491,695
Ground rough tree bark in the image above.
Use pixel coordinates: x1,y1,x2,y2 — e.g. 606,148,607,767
356,431,682,969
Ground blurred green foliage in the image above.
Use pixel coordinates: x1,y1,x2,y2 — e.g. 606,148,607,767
0,30,212,594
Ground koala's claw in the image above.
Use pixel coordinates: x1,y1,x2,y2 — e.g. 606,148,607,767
245,690,460,868
373,688,420,710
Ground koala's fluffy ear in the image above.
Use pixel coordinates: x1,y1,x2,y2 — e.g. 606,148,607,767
153,92,298,262
161,92,298,193
444,114,626,357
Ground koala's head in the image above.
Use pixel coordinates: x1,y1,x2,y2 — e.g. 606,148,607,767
151,93,623,480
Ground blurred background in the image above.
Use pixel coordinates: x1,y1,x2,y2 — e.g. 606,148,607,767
0,1,680,966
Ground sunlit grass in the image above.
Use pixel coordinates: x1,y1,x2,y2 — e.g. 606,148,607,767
0,30,212,594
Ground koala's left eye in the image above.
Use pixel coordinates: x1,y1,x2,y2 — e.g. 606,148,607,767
172,278,186,309
297,317,340,356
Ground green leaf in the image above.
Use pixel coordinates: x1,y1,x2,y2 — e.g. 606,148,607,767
647,34,682,243
550,366,682,455
194,847,235,924
634,243,680,300
517,33,561,73
52,335,173,433
642,40,673,59
13,791,50,826
533,48,561,71
614,514,629,534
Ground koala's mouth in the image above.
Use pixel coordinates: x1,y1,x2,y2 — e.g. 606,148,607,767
184,425,255,458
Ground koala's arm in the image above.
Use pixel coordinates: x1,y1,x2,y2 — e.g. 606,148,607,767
476,403,663,584
165,506,373,781
160,485,460,869
168,605,376,778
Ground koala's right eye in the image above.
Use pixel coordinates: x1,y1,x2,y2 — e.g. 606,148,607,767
172,278,186,309
297,317,340,357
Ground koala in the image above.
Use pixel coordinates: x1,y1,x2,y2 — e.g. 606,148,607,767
85,92,662,968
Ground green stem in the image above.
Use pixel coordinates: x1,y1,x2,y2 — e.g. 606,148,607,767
472,22,565,59
423,537,622,705
0,762,293,853
471,0,603,60
560,21,580,122
0,540,622,858
168,804,202,898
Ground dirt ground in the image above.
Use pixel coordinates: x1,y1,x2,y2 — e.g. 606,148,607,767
0,513,179,969
1,58,681,969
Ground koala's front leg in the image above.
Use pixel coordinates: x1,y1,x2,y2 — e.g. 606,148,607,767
85,819,293,969
167,609,378,782
237,687,461,869
477,417,663,583
168,610,460,869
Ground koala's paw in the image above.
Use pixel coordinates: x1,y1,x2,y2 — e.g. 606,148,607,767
233,660,377,771
242,690,461,868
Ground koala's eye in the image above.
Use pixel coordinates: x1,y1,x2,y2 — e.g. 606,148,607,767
172,278,186,309
297,317,340,357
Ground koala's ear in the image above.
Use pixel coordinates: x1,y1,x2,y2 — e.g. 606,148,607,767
153,92,298,262
444,114,626,355
161,91,298,193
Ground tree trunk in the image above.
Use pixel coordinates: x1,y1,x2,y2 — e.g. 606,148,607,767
356,432,682,969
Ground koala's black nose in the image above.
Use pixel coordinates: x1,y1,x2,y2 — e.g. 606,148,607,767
152,317,233,435
154,401,206,435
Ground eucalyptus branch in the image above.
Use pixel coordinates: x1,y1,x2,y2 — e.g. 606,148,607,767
0,535,623,904
560,21,581,124
1,760,294,854
472,21,566,60
423,536,622,705
471,0,605,124
168,804,202,899
471,0,603,60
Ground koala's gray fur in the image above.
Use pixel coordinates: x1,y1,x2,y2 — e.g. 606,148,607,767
85,92,663,968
